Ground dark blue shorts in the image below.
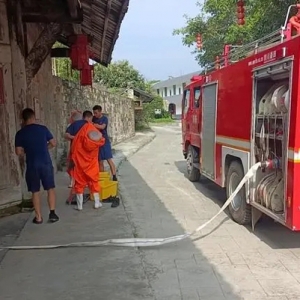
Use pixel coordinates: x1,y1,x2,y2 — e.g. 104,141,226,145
99,142,113,161
25,163,55,193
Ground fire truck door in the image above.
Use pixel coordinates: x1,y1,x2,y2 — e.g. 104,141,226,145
190,86,201,146
201,82,217,180
181,88,191,137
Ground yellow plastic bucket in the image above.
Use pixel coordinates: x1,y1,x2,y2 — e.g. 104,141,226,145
100,180,118,200
99,172,110,181
90,180,118,201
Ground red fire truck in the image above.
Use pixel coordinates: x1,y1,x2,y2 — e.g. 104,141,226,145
181,4,300,231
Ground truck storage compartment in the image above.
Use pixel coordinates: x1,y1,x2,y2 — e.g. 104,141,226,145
251,61,291,220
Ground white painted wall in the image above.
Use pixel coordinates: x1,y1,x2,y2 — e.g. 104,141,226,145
155,84,185,115
155,83,184,98
152,71,200,116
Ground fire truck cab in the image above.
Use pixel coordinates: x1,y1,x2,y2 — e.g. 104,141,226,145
181,4,300,231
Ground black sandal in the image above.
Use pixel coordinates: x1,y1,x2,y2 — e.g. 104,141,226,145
32,217,43,224
111,197,120,208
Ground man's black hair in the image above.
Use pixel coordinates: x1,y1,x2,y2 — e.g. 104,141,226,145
22,108,35,122
92,105,102,112
82,110,93,118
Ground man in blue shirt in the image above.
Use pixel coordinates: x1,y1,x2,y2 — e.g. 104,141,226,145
65,112,88,188
65,114,88,141
65,111,82,188
92,105,117,181
15,108,59,224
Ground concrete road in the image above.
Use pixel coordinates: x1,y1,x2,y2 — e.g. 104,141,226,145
119,124,300,300
1,124,300,300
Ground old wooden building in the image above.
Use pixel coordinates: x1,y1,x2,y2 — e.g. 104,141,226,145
0,0,130,209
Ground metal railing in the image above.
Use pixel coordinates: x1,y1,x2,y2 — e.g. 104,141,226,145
202,4,300,74
203,28,283,74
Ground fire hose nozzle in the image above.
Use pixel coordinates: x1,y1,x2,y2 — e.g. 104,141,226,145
261,158,280,169
260,161,269,169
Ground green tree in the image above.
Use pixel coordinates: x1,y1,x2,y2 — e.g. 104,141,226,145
52,48,167,126
173,0,296,68
143,95,165,119
148,79,160,85
93,60,168,126
93,60,147,90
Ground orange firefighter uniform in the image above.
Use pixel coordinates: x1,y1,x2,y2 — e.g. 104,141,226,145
68,122,105,210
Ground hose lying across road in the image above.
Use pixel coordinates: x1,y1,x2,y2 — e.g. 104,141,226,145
0,162,262,251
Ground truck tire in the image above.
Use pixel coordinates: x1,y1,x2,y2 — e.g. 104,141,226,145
186,145,200,182
226,161,251,225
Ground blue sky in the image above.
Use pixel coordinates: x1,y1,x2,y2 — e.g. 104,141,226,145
112,0,201,81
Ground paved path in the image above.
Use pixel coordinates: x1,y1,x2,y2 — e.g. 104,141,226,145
1,124,300,300
0,132,155,300
119,124,300,300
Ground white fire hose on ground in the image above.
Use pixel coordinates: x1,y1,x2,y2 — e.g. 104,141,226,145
0,162,264,251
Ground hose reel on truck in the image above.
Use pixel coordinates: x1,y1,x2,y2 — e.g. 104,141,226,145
252,60,291,224
224,66,290,228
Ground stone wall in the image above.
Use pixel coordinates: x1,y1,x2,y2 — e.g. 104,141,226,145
27,69,135,170
52,78,136,169
0,8,135,209
24,22,135,169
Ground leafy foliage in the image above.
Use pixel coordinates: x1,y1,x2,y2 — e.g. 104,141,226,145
143,95,166,120
94,60,147,90
52,53,167,127
135,95,170,130
173,0,296,68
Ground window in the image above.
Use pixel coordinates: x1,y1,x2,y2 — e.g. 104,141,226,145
194,87,201,108
178,87,181,95
182,89,191,115
156,89,160,95
173,85,176,95
169,89,172,96
164,87,167,97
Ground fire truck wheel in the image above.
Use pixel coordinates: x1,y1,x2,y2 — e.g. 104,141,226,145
226,161,251,225
186,145,200,182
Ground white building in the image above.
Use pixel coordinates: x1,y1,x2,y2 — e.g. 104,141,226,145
152,71,200,116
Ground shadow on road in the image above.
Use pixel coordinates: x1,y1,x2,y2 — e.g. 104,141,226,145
0,212,31,264
174,160,228,212
0,159,242,299
174,159,300,250
119,157,242,299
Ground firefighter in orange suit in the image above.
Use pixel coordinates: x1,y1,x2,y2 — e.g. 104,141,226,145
67,110,105,210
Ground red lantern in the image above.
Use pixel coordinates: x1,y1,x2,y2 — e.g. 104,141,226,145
215,56,220,69
237,0,245,26
196,33,203,49
238,19,245,26
237,0,244,7
223,44,230,67
237,6,244,14
80,63,94,86
69,34,90,70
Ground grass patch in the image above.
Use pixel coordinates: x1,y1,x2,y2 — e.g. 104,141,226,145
149,117,175,124
135,123,150,131
136,128,154,133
